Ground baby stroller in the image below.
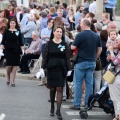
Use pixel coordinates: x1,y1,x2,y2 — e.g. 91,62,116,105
79,87,115,119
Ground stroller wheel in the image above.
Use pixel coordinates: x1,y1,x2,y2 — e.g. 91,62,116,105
79,110,88,119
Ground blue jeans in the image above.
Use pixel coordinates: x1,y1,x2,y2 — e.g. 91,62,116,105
73,62,96,108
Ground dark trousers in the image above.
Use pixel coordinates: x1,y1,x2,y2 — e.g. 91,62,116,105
105,8,113,21
20,54,40,72
41,43,46,57
24,38,33,45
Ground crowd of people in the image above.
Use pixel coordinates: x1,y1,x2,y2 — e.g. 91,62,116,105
0,0,120,120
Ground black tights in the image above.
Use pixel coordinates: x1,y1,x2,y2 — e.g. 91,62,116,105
50,86,63,114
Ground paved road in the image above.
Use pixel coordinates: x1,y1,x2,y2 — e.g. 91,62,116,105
0,77,113,120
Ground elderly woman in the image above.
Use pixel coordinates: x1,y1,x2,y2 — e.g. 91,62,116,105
19,31,42,74
21,14,37,45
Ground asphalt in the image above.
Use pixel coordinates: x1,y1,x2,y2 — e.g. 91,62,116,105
0,77,113,120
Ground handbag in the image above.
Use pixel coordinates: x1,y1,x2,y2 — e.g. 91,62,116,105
66,70,74,82
103,70,120,84
95,58,102,71
71,48,78,63
71,49,78,68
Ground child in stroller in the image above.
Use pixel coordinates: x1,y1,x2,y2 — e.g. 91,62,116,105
88,82,114,116
79,82,114,119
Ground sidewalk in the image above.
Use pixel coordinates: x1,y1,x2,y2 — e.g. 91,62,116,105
0,67,39,80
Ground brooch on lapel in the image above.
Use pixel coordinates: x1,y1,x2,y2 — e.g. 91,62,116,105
58,44,65,51
15,31,19,36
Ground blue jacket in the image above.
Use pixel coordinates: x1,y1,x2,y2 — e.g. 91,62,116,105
104,0,117,8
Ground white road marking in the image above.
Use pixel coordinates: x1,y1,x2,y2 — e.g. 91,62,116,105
66,111,111,116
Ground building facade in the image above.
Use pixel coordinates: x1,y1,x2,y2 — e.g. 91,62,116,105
0,0,120,16
0,0,9,9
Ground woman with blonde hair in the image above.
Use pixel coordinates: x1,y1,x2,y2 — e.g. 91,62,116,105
101,12,110,29
49,7,57,18
67,9,75,31
34,13,40,31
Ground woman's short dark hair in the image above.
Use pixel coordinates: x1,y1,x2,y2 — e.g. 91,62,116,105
100,30,108,41
7,18,19,30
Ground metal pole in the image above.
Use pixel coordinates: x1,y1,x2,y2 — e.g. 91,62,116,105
21,0,23,4
96,0,103,21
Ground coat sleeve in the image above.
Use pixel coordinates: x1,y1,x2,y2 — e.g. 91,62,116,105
41,42,49,69
18,31,23,46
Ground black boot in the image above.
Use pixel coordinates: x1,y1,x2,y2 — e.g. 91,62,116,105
50,106,54,116
56,110,62,120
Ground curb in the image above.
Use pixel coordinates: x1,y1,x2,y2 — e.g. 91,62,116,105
0,72,38,80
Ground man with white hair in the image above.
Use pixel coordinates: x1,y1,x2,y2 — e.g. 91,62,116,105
107,22,120,39
21,14,37,44
94,22,103,35
19,31,42,74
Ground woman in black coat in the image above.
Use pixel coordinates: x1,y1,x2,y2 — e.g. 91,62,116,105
1,18,23,87
41,26,71,120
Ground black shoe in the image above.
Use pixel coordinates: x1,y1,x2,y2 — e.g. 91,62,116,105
69,105,80,110
22,71,30,74
56,111,62,120
11,84,15,87
50,107,54,116
18,70,23,73
50,112,54,116
6,82,10,85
